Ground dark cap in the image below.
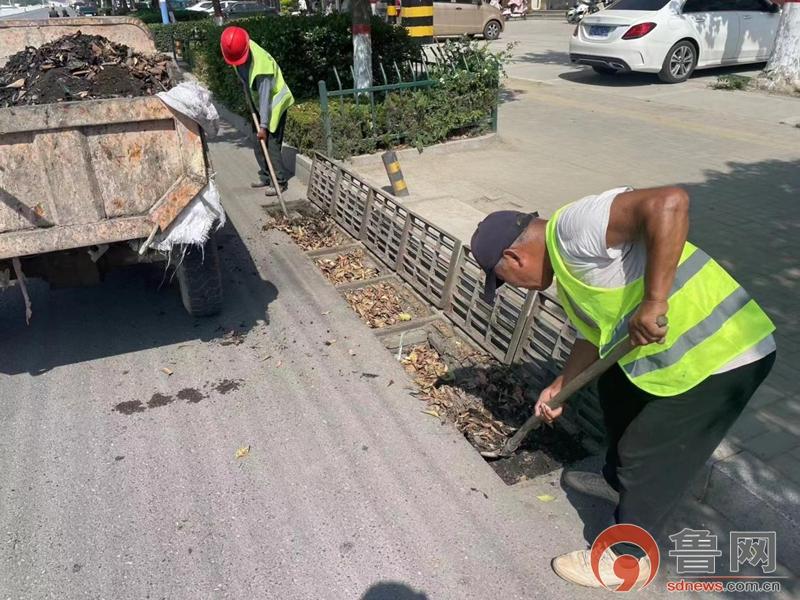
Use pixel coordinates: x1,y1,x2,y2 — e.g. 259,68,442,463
470,210,538,304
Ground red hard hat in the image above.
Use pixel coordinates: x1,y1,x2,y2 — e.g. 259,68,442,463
220,26,250,66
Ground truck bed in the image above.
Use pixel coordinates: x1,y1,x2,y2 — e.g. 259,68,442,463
0,95,207,260
0,17,207,261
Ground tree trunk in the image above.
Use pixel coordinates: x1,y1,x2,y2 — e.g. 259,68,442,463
352,0,372,90
211,0,224,24
761,0,800,93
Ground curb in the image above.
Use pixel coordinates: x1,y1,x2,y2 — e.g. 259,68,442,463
692,448,800,574
345,133,498,168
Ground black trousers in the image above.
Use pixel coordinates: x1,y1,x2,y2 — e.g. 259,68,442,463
252,110,288,187
598,351,775,555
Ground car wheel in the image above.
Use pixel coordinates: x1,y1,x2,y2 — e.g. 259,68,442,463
659,40,697,84
592,65,617,75
483,20,501,41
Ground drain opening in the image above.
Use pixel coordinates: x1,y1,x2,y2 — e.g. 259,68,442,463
265,202,594,485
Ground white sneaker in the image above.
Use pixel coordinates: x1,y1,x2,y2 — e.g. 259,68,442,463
562,471,620,504
552,548,651,589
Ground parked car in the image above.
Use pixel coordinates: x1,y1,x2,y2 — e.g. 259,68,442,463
186,0,235,13
223,1,278,17
76,2,98,15
433,0,504,40
569,0,780,83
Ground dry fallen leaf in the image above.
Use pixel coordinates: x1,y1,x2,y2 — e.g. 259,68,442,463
267,213,345,250
5,79,25,89
343,283,411,329
235,445,251,459
315,249,379,285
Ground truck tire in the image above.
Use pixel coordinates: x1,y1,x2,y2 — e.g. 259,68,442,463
176,235,223,317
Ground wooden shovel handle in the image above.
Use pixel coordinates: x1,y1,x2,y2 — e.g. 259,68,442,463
481,314,667,458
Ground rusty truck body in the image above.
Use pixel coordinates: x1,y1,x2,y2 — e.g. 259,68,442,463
0,17,222,317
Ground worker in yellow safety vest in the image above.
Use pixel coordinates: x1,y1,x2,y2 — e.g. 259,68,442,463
470,186,775,589
220,26,295,197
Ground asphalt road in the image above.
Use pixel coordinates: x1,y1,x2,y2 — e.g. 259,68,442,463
0,7,53,20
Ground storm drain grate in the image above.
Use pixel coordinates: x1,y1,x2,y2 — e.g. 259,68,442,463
361,188,409,268
447,248,535,365
304,153,606,449
307,153,339,211
333,169,372,238
397,212,460,310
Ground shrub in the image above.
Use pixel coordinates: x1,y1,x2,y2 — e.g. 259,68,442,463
710,74,751,91
286,101,386,158
148,21,215,56
285,39,510,158
181,14,420,107
136,9,211,23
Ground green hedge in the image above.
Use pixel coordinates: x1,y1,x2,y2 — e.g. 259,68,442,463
136,9,210,23
284,40,509,159
149,21,214,54
149,15,420,107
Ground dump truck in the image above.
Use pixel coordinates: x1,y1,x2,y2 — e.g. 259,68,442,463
0,17,222,317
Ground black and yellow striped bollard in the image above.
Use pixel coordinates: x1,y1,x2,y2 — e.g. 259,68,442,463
387,0,398,24
400,0,434,44
382,151,410,197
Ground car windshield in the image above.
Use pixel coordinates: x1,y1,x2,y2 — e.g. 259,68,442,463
607,0,670,9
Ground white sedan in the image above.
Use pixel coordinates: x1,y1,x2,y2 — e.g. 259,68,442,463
569,0,781,83
186,0,235,13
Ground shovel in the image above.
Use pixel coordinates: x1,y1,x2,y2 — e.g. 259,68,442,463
239,76,289,218
480,315,667,459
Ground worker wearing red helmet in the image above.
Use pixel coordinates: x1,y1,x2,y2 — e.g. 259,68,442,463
220,26,294,196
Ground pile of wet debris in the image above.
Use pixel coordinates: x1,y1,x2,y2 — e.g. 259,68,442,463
0,32,173,107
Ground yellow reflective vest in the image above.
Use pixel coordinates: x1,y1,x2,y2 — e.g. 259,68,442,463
545,205,775,396
244,41,294,133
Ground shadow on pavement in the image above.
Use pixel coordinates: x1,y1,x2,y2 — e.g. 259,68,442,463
682,158,798,357
557,62,765,88
0,220,278,376
360,581,429,599
214,120,298,177
512,50,573,66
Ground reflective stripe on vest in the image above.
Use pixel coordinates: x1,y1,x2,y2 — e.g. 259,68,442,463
245,41,294,133
544,204,775,396
601,247,710,355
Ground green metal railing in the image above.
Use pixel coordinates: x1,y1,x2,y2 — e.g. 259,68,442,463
317,52,499,158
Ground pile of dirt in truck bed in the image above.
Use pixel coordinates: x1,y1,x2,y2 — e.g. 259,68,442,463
0,32,172,107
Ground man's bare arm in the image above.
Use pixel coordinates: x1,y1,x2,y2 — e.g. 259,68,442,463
606,186,690,346
535,339,598,424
